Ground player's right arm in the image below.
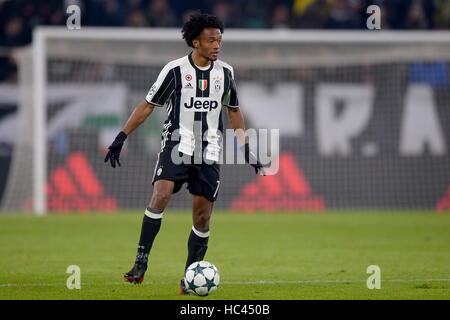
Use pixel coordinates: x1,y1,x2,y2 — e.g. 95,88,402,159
122,100,155,136
104,100,155,168
104,62,176,168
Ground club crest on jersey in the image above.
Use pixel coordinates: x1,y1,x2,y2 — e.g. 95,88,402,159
214,80,221,92
199,79,208,91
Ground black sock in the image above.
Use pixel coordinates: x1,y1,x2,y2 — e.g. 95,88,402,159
185,226,209,271
135,207,163,268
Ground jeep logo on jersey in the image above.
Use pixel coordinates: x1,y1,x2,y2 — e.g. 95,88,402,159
184,97,218,111
199,79,208,91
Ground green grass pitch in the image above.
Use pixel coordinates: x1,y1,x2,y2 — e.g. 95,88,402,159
0,211,449,300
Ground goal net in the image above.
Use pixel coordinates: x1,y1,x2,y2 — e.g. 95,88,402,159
1,28,450,214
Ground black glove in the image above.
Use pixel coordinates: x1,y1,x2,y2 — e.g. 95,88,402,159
104,131,127,168
240,143,266,176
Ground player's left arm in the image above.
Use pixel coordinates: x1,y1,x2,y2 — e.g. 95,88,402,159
226,106,266,176
226,106,247,146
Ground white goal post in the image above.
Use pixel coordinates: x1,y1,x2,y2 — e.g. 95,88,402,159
8,27,450,215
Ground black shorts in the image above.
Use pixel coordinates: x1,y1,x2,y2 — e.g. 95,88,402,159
152,144,220,202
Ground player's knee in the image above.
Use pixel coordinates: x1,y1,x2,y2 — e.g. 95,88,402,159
194,209,211,229
151,190,171,207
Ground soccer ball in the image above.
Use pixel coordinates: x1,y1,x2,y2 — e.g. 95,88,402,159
183,261,220,296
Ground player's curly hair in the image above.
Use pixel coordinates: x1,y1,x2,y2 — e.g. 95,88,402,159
182,12,224,48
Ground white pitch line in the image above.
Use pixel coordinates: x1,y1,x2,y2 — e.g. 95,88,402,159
221,279,450,284
1,279,449,288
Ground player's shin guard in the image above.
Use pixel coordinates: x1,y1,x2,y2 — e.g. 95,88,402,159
185,226,209,270
135,207,163,267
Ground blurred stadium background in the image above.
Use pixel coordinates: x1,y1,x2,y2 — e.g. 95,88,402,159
0,0,449,215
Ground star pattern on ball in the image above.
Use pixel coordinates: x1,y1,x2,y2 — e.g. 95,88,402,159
187,278,200,290
184,261,219,296
193,264,203,277
205,274,217,291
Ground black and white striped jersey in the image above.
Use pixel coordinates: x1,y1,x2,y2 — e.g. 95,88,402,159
145,52,239,162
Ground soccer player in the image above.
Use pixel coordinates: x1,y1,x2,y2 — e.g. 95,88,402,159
104,13,265,294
